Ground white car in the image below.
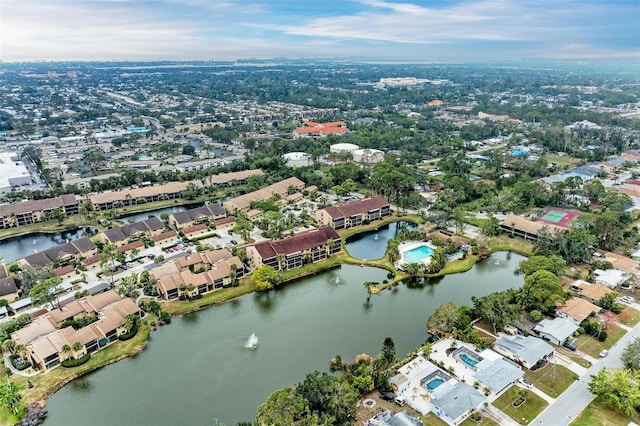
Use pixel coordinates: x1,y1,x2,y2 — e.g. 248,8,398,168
621,296,635,304
599,349,609,358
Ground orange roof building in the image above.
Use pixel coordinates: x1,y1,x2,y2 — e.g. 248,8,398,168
428,100,444,107
292,121,348,139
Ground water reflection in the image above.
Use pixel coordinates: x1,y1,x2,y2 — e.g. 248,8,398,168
346,221,418,260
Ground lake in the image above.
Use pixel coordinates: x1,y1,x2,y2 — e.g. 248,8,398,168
44,252,524,425
345,221,417,260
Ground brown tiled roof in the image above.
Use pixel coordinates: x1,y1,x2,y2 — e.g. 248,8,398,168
0,277,18,297
71,237,97,253
0,264,7,279
82,255,100,266
574,280,613,301
54,265,75,277
12,316,57,345
557,298,601,323
183,224,208,234
209,169,263,185
152,230,177,242
251,227,340,260
81,290,122,313
500,214,563,236
225,177,305,211
214,217,236,227
0,194,78,217
321,196,390,219
118,240,145,253
89,181,201,205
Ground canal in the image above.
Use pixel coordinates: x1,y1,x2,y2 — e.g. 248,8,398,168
44,252,524,425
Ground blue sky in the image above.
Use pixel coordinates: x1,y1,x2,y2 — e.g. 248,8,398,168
1,0,638,62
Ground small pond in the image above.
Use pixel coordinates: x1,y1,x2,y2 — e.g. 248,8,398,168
0,228,98,264
345,221,417,260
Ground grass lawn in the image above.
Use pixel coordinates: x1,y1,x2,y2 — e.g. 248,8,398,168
572,399,640,426
14,324,151,406
492,386,548,425
163,279,257,315
417,412,449,426
488,235,534,256
618,307,640,327
544,154,582,168
460,414,499,426
555,347,592,368
0,406,18,426
574,326,627,359
524,362,576,398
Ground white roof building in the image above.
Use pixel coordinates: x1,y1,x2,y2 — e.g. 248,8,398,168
330,143,359,153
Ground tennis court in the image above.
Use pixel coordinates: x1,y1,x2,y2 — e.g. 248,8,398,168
537,207,582,229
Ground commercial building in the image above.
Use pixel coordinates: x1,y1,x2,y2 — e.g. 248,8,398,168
293,121,348,138
0,152,34,192
283,152,312,168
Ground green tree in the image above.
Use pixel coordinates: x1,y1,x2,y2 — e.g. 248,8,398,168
472,290,521,334
381,337,396,367
427,302,460,333
253,265,280,291
297,371,358,425
519,270,565,312
256,387,322,426
622,338,640,371
0,380,24,416
589,367,640,416
29,277,63,309
515,255,566,276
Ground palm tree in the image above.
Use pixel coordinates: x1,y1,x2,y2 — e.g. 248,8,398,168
72,341,83,358
363,281,375,296
276,254,286,271
123,314,137,333
2,339,15,354
61,344,71,360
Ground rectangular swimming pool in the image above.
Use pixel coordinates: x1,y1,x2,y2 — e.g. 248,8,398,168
403,245,434,263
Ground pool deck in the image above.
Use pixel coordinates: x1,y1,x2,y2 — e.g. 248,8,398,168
398,240,435,267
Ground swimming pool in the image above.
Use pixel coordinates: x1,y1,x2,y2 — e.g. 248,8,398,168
425,378,444,390
459,353,479,368
403,245,434,263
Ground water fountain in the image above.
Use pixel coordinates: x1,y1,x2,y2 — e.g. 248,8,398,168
374,234,379,240
245,333,258,349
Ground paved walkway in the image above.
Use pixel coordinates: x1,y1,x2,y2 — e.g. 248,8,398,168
480,404,520,426
515,382,555,404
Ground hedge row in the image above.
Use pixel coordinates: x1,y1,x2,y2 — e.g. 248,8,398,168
118,325,139,341
62,353,91,368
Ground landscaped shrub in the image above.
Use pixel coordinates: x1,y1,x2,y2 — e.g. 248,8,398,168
10,355,31,371
118,325,139,341
62,353,90,368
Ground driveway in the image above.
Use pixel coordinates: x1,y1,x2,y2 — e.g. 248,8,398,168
533,321,640,424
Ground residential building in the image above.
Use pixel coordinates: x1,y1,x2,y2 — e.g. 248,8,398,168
246,227,341,271
88,181,202,211
570,280,614,302
534,318,579,345
494,335,555,369
168,203,225,231
0,194,78,229
594,268,629,288
153,249,245,300
19,237,98,269
313,196,391,230
556,298,601,324
499,214,563,242
431,382,485,426
473,357,523,395
0,277,20,302
222,177,305,213
11,291,140,373
97,217,164,246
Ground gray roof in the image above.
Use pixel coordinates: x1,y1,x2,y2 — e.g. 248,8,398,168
388,411,424,426
495,335,555,367
9,297,32,310
534,318,579,342
432,382,485,421
474,358,523,392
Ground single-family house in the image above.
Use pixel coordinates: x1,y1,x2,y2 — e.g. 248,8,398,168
431,382,485,426
494,335,555,369
570,280,614,302
557,298,601,324
534,317,579,345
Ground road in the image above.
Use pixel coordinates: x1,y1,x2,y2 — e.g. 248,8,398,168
533,322,640,425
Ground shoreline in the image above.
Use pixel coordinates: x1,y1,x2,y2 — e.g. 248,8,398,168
10,223,531,425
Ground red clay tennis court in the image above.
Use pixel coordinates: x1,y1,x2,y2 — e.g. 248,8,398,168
536,207,582,229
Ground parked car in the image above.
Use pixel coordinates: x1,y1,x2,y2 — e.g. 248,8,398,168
519,378,533,389
563,340,577,351
394,396,405,407
621,296,635,304
215,244,222,250
137,258,146,264
380,393,394,402
148,254,156,259
600,349,609,358
126,262,134,268
121,264,128,270
230,239,238,245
